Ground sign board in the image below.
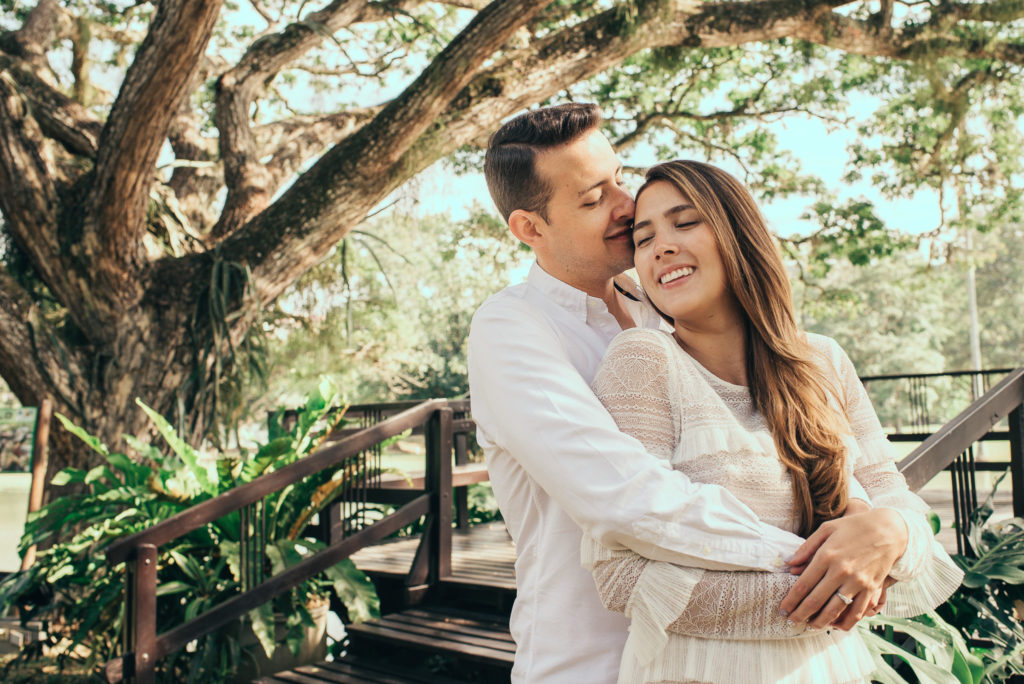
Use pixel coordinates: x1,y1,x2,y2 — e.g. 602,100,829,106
0,406,37,472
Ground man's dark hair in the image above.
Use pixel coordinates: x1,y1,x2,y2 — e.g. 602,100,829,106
484,103,602,222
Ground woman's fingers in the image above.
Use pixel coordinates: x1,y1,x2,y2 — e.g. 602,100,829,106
828,589,872,631
779,510,907,628
779,555,827,618
785,524,831,571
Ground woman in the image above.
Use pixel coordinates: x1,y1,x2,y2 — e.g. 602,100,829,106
581,160,963,683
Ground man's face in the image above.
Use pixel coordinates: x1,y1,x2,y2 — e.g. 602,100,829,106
529,128,635,292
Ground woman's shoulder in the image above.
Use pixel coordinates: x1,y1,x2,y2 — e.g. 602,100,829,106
804,332,848,364
606,327,677,359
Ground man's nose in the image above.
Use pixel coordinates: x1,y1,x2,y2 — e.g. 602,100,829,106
611,184,635,222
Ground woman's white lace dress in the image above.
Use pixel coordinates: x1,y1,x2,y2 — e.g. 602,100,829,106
581,328,964,684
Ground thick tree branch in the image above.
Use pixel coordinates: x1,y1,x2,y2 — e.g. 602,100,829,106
86,0,224,312
213,0,373,239
0,70,65,299
0,54,102,158
158,0,551,307
0,267,82,412
257,107,381,189
6,0,75,85
792,1,1024,64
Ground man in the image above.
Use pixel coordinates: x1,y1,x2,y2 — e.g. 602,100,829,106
467,103,906,682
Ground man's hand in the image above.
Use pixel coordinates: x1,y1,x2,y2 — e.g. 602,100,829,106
779,508,907,630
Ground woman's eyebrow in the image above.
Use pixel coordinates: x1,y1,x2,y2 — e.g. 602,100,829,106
633,203,695,231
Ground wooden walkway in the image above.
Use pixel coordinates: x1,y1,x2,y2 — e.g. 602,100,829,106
351,521,516,590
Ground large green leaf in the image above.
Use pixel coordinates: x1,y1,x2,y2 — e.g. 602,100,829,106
324,558,379,623
247,602,276,659
859,624,961,684
55,412,109,456
136,398,218,496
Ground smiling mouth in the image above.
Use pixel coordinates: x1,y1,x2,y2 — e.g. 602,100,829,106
660,267,695,285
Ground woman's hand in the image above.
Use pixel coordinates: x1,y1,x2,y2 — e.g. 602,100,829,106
778,508,907,630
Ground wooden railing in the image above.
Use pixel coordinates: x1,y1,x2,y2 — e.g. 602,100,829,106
897,367,1024,554
103,398,480,684
861,368,1016,440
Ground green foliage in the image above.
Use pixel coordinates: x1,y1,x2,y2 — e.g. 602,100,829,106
938,471,1024,682
0,380,379,682
795,218,1024,380
260,206,525,407
793,199,916,277
464,482,502,527
860,611,977,684
862,473,1024,683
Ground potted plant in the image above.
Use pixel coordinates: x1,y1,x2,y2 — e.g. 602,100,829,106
0,378,379,682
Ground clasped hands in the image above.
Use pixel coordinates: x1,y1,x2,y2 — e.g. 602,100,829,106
778,501,907,631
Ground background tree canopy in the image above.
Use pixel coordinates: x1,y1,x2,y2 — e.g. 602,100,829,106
0,0,1021,478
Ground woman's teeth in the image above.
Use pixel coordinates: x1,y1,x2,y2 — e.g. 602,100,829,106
660,267,695,284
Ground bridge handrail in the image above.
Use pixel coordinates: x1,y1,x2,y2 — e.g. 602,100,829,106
106,398,447,565
897,367,1024,504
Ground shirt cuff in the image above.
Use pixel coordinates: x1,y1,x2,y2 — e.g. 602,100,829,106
886,507,931,581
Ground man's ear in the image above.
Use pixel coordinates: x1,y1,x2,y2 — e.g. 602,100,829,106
508,209,546,249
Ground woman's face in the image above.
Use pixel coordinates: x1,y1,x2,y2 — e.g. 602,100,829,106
631,180,740,330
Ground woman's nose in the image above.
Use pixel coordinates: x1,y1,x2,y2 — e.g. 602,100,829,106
654,236,676,260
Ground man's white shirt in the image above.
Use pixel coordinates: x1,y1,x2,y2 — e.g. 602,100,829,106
468,263,806,683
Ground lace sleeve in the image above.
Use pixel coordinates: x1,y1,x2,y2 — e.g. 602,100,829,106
830,339,964,614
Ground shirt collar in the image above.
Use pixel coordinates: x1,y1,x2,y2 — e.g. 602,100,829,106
526,261,651,322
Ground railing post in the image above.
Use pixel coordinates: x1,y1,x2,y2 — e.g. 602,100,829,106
1010,405,1024,518
425,407,453,584
124,543,157,684
454,431,470,529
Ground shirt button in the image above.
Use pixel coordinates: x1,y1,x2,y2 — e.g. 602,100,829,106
701,545,711,556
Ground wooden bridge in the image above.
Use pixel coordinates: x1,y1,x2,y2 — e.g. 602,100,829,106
101,370,1024,683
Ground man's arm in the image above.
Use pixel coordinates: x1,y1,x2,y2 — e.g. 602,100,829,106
469,304,803,571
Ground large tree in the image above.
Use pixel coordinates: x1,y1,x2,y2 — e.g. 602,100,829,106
0,0,1021,480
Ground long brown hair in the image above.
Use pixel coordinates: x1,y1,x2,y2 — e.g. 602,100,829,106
638,160,849,536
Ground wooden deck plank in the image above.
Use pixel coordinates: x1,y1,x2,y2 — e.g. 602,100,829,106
348,617,514,656
351,521,516,591
311,660,453,684
347,623,514,666
347,607,516,667
381,613,515,646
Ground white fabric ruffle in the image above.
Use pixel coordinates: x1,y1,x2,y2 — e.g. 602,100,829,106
623,561,705,665
884,538,964,617
618,627,874,684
